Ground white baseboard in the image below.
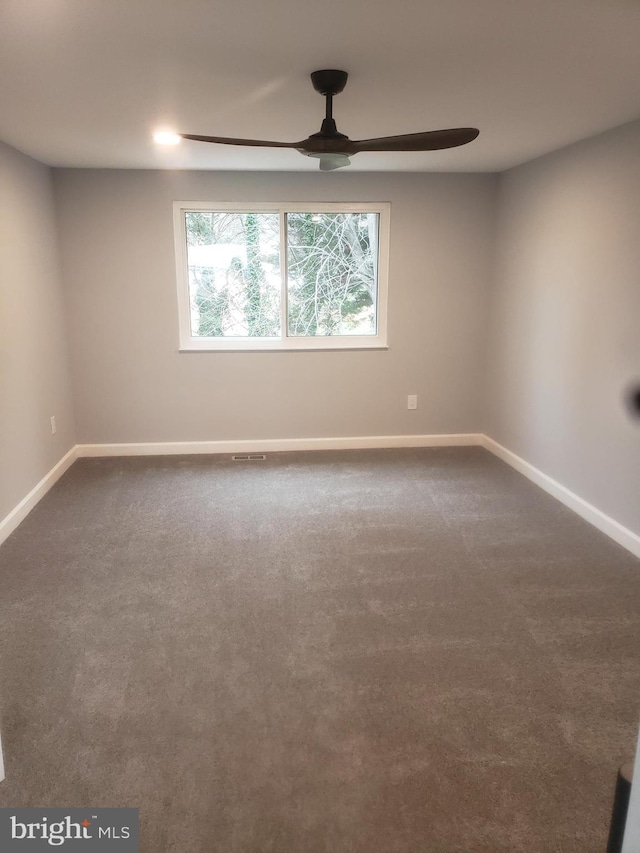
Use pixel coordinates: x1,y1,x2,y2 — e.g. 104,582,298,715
77,433,484,457
481,435,640,559
0,445,79,548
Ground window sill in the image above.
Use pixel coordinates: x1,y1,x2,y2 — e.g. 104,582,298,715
178,343,389,353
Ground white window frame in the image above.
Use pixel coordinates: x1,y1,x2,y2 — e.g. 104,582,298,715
174,201,390,351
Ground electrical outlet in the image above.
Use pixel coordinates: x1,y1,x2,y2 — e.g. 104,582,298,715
407,394,418,410
50,416,56,435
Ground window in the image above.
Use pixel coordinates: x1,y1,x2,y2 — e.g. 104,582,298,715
174,202,390,350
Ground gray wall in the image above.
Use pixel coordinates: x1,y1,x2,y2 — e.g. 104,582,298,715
0,142,76,522
486,120,640,536
53,170,497,444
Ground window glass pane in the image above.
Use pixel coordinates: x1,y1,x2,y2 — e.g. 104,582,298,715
286,212,378,337
185,211,281,338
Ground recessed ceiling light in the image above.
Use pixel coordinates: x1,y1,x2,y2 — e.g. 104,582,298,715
153,131,181,146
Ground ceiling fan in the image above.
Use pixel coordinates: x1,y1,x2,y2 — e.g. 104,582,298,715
180,70,479,171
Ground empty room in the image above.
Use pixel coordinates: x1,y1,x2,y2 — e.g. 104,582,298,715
1,1,640,851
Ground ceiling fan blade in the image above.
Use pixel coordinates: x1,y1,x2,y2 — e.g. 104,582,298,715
180,134,296,149
351,128,479,153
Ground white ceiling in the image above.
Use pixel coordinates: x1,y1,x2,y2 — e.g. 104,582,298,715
2,0,640,173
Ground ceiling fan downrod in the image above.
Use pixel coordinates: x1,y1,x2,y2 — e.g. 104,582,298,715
310,70,349,140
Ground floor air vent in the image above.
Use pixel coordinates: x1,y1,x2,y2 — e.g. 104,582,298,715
231,454,267,462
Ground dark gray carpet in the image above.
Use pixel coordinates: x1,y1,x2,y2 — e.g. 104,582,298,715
0,447,639,852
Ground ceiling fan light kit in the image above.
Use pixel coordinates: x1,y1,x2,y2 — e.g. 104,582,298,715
180,70,479,170
302,152,352,171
